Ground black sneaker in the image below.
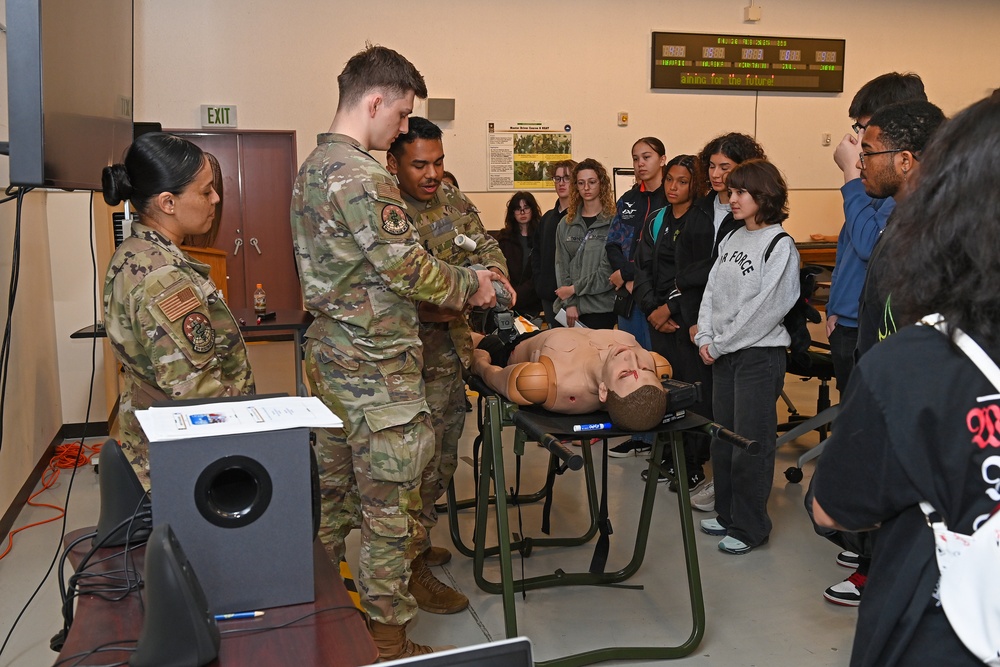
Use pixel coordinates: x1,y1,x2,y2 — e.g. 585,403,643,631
668,468,707,494
640,467,671,483
608,439,653,458
836,550,861,569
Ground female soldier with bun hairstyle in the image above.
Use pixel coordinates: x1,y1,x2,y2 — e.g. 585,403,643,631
103,132,255,488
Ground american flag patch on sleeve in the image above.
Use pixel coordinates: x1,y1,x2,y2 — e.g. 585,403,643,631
158,285,201,322
375,182,402,202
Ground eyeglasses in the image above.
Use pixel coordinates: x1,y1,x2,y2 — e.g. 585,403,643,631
577,179,599,189
553,175,571,183
859,149,902,168
851,121,868,134
514,206,532,213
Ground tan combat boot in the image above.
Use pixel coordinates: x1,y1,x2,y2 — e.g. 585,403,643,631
422,545,452,567
409,554,469,614
368,619,439,662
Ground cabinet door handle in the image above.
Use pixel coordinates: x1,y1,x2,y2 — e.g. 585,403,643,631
249,237,262,255
233,238,243,256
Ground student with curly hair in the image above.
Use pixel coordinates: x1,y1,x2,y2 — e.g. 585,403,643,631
660,133,766,496
554,158,617,329
695,159,800,555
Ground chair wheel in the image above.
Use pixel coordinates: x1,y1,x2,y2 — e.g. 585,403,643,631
784,466,804,483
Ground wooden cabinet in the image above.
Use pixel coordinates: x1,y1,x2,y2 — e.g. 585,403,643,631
169,130,301,310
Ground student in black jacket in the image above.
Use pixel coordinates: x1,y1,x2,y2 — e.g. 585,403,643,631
532,159,576,328
666,134,766,503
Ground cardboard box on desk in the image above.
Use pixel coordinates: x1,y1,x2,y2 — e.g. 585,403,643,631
141,395,341,615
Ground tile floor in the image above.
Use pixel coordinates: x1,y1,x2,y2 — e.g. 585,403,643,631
0,374,858,666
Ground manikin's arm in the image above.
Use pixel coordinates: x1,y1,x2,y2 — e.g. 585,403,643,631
471,347,554,405
651,352,672,382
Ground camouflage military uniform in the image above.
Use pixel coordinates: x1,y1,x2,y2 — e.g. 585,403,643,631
103,223,255,489
289,133,478,626
404,183,508,551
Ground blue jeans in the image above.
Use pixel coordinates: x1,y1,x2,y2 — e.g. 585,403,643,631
618,307,654,444
711,346,785,547
618,306,651,350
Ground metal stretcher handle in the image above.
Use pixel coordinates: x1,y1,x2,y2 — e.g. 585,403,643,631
538,433,585,471
700,422,761,455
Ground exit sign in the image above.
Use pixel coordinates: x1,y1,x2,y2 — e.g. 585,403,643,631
201,104,238,128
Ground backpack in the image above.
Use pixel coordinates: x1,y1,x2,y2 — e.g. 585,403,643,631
765,232,822,369
917,314,1000,665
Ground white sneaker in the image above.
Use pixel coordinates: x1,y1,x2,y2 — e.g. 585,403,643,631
691,480,715,512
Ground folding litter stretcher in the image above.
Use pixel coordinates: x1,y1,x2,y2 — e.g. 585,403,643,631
440,375,758,667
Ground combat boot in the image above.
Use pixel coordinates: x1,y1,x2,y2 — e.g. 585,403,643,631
368,619,449,662
409,554,469,614
423,545,452,566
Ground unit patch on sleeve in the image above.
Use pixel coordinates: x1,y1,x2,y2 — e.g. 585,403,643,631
183,312,216,353
381,204,412,236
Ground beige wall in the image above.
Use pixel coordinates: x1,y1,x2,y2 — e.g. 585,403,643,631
0,188,64,512
4,0,1000,504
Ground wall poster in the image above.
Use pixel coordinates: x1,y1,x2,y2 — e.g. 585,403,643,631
487,121,572,191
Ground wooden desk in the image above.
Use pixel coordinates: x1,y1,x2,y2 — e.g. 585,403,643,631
72,309,313,397
795,241,837,268
59,527,376,667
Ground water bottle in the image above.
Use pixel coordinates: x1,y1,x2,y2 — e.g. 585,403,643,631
253,283,267,316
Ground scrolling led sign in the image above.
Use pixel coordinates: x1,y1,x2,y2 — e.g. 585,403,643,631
651,32,845,93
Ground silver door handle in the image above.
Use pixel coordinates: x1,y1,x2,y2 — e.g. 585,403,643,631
233,238,243,256
249,237,262,255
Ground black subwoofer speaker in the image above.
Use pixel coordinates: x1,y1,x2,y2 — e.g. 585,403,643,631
150,427,315,614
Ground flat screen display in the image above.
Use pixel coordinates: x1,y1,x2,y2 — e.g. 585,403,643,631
651,32,845,93
7,0,134,190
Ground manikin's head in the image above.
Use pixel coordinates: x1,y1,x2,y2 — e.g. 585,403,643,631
597,345,668,431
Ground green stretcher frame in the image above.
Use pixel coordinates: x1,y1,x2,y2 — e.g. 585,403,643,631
439,391,603,560
462,394,711,667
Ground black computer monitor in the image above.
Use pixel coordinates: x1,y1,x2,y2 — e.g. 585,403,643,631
378,637,533,667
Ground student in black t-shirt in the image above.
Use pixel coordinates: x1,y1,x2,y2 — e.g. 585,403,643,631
812,93,1000,667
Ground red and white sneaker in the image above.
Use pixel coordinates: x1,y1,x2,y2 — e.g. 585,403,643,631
823,571,867,607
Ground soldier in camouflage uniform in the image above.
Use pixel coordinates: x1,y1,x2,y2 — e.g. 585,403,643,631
102,133,255,489
288,46,498,661
386,117,511,614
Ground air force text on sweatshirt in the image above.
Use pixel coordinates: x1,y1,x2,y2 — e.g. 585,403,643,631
694,224,800,360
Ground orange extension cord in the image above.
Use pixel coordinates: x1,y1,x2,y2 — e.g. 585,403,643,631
0,440,103,561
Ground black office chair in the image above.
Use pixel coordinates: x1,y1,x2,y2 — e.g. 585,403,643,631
777,265,839,483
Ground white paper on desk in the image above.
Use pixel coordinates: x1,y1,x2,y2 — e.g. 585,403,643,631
136,396,343,442
554,308,589,328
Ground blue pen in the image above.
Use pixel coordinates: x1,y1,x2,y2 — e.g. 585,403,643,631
215,611,265,621
573,422,612,432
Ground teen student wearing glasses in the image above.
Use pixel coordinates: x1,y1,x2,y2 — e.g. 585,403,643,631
496,192,543,318
533,160,577,328
554,158,618,329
